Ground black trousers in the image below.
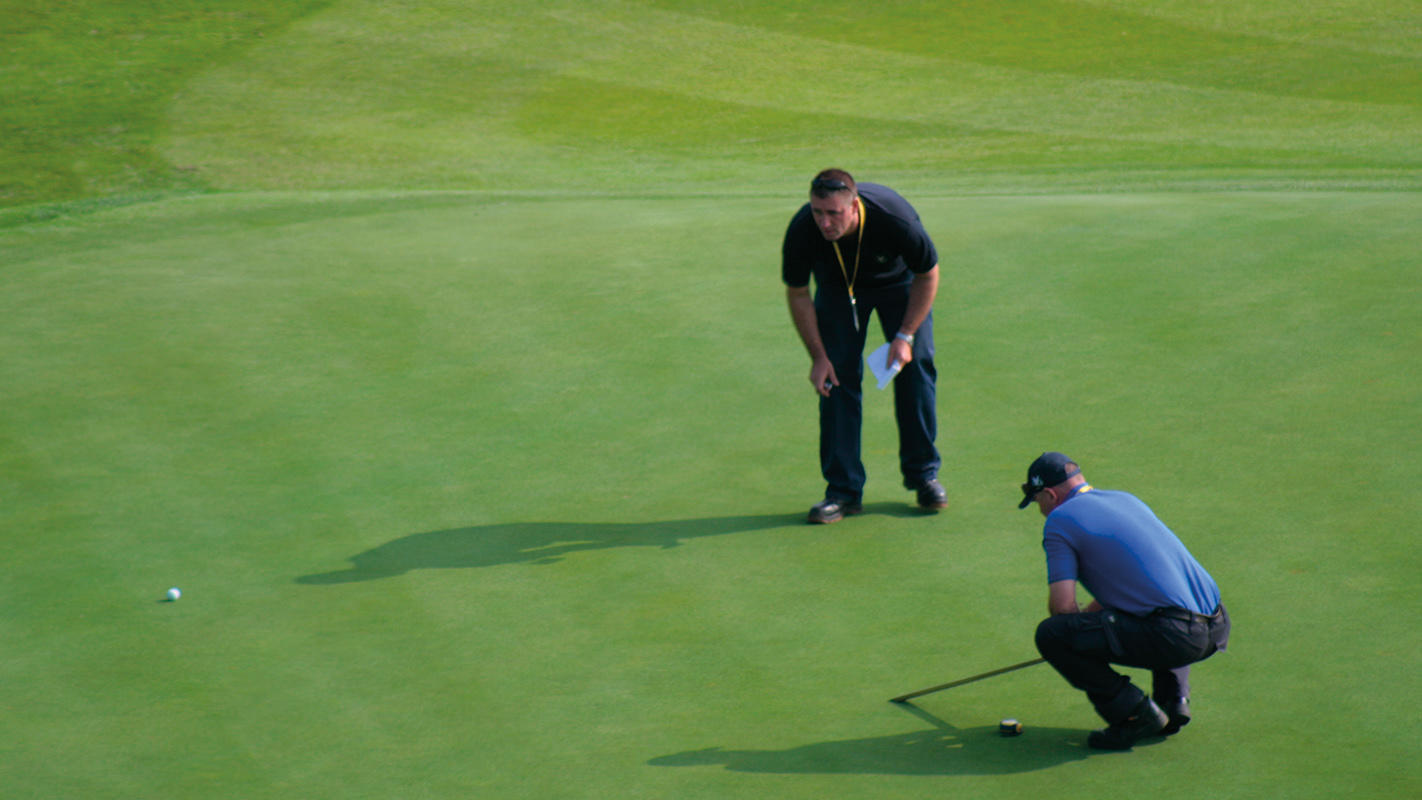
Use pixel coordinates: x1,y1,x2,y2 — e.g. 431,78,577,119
814,284,940,501
1034,605,1230,724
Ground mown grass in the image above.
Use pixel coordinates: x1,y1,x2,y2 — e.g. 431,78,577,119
4,187,1418,799
5,0,1418,219
0,0,331,209
156,1,1419,196
1,2,1419,799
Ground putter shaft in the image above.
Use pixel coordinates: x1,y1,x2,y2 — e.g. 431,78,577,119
890,657,1046,703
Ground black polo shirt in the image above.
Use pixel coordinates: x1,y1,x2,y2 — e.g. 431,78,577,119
782,183,938,294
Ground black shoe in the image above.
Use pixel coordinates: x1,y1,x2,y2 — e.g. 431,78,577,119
1160,698,1190,735
808,498,862,524
914,478,948,510
1087,698,1168,750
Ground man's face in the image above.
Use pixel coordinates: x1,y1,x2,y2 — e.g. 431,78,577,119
810,192,859,242
1031,488,1061,517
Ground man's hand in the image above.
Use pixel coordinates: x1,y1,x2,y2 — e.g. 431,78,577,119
889,265,939,369
888,336,913,368
811,357,838,397
786,286,839,396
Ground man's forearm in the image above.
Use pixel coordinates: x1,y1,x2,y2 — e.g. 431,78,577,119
786,287,827,361
898,265,939,337
1047,579,1080,615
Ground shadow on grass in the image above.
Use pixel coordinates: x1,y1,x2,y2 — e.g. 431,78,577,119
297,503,932,584
649,705,1094,776
295,504,931,584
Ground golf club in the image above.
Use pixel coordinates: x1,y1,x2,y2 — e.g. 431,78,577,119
889,657,1046,703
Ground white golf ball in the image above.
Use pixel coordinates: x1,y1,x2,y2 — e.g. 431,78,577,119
166,587,182,601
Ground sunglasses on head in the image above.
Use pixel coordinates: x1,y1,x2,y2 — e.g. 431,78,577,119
811,177,849,192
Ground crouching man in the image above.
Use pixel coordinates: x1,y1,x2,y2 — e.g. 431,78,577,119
1018,452,1231,750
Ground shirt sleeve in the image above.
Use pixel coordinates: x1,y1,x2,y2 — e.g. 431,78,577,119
782,209,813,288
901,216,938,274
1043,524,1078,585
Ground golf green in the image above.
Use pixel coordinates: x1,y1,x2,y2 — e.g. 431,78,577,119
2,2,1418,798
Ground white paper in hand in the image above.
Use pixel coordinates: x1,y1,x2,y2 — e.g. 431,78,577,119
868,342,903,389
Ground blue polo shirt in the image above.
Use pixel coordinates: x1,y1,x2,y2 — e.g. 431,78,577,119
1043,487,1221,617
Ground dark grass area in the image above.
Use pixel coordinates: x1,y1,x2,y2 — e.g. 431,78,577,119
0,0,332,207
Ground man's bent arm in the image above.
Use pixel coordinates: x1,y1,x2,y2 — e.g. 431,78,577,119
899,265,939,337
889,265,939,366
786,285,836,397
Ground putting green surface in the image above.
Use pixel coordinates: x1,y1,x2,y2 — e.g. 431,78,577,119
2,2,1419,798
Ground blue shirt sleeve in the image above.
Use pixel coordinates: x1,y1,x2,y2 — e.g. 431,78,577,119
1043,525,1078,584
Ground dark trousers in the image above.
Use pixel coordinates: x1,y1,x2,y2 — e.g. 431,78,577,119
815,284,940,502
1034,605,1230,724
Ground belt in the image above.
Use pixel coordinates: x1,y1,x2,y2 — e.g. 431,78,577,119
1152,605,1223,624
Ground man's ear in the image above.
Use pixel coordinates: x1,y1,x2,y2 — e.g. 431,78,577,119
1040,487,1060,510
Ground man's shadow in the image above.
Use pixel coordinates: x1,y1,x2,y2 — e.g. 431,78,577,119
298,508,923,584
649,705,1093,776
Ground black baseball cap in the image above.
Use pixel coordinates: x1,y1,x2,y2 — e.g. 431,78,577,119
1017,452,1081,509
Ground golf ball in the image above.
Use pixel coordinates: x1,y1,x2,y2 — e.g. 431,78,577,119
166,587,182,601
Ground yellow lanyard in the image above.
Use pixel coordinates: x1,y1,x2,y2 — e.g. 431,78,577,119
830,197,866,331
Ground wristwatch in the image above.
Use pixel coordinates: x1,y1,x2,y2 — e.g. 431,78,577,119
895,331,915,345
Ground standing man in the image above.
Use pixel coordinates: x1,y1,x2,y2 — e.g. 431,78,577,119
1018,452,1231,750
782,169,947,524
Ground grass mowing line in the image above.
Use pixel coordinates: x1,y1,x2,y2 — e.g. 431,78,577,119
1074,0,1422,58
649,0,1422,105
6,1,1417,212
7,173,1422,234
160,1,1420,195
0,0,336,208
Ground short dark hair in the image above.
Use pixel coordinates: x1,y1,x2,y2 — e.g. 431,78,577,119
811,169,856,198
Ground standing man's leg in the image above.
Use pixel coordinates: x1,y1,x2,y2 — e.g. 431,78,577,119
874,287,943,504
815,290,870,511
893,312,940,488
